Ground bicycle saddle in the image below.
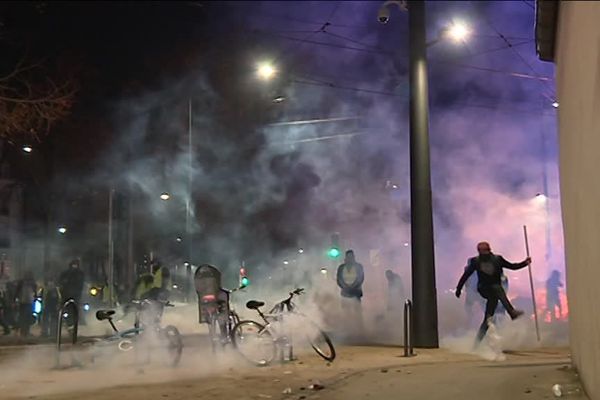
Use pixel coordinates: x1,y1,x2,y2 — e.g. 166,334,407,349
246,300,265,310
96,310,116,321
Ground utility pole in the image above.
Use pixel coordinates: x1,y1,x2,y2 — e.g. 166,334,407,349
185,98,193,302
107,189,115,308
408,0,439,348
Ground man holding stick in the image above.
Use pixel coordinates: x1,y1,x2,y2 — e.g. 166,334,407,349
455,241,531,342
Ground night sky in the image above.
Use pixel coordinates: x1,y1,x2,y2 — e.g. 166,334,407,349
0,1,561,300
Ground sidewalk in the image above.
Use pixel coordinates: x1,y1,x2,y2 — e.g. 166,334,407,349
1,344,586,400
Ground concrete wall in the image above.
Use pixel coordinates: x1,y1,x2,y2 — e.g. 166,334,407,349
555,2,600,398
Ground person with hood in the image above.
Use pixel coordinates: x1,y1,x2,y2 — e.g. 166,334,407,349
59,259,85,304
455,241,531,343
337,250,365,302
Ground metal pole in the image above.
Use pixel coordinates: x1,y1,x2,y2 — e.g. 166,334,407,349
523,225,541,341
403,299,414,357
127,189,134,291
186,98,193,302
408,0,438,348
108,189,114,308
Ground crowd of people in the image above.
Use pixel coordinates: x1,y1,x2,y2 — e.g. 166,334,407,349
0,258,173,338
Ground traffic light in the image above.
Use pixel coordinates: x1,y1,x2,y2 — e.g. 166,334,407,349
327,233,341,259
327,247,341,259
241,276,250,287
240,264,249,288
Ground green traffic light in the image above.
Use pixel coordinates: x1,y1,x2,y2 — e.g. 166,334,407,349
327,247,341,259
241,276,250,286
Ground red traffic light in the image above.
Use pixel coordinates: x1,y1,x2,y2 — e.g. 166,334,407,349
240,267,246,276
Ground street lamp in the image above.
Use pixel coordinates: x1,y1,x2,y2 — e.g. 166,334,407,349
22,145,33,153
160,192,171,201
57,226,67,234
377,0,471,348
257,62,276,80
552,101,559,108
444,22,470,42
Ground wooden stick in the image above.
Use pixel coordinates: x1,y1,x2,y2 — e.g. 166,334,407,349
523,225,541,341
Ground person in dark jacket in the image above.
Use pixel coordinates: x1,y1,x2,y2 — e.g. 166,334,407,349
455,241,531,342
15,270,37,337
336,250,365,301
59,259,85,304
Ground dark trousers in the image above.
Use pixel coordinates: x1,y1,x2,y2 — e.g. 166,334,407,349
476,284,516,342
0,309,9,334
41,306,58,337
18,304,33,337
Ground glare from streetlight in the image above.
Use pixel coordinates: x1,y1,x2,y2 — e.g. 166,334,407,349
446,22,470,42
257,62,276,80
283,259,289,265
58,226,67,234
534,193,548,205
160,192,171,201
22,145,33,153
272,95,286,103
176,237,182,243
552,101,559,108
298,248,304,254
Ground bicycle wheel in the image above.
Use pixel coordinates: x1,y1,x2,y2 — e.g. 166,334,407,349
232,320,276,366
207,313,220,353
303,319,336,362
161,325,183,367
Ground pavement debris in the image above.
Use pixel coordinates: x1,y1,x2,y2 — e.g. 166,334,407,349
282,388,293,394
308,383,325,391
380,369,388,373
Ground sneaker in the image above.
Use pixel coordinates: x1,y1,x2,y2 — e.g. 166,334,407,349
510,309,525,320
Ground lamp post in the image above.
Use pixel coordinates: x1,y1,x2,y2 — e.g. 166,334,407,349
407,0,438,349
378,0,470,348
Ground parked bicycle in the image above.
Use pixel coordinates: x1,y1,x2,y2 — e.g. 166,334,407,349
195,264,245,352
232,288,335,366
200,286,244,352
79,298,183,367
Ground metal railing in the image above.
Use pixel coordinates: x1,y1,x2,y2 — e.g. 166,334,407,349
403,299,415,357
54,299,79,368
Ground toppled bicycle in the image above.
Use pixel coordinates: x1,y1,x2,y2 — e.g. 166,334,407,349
232,288,335,366
78,298,183,367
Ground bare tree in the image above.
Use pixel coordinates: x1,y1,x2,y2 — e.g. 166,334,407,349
0,56,77,143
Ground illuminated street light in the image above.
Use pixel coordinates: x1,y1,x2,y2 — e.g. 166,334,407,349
257,62,276,80
176,236,182,243
320,267,328,275
58,226,67,234
272,95,286,103
283,260,289,265
534,193,548,205
552,101,559,108
22,145,33,153
298,248,304,254
403,242,409,247
160,192,171,201
445,22,470,42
